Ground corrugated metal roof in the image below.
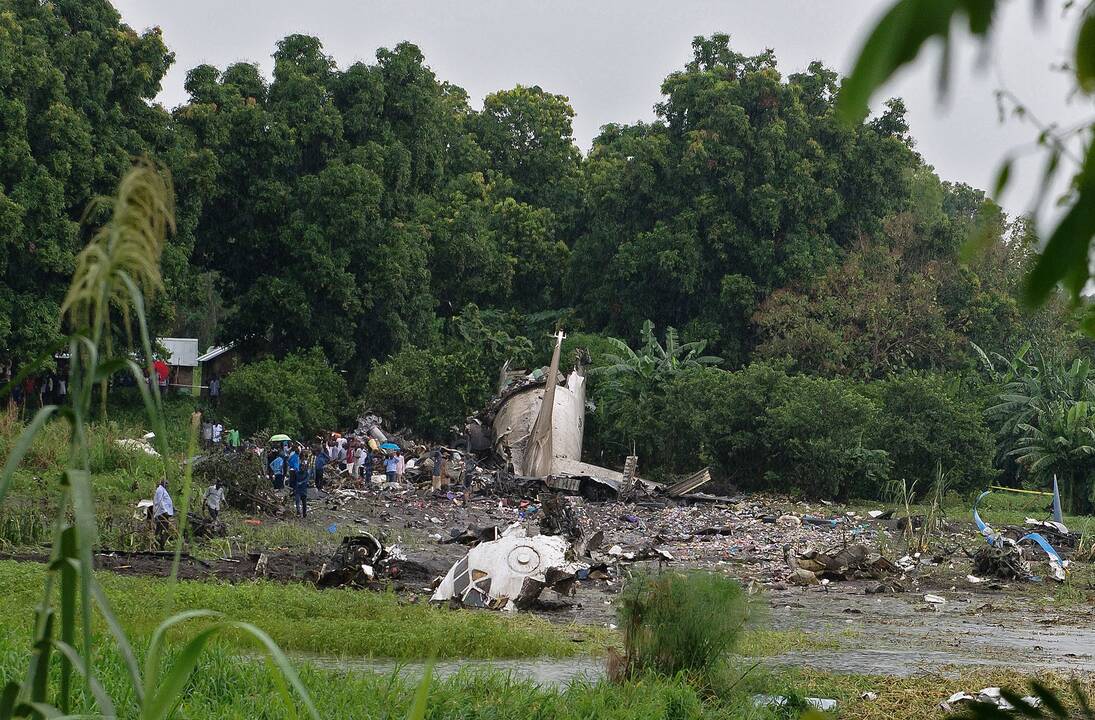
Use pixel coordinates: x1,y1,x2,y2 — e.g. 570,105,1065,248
160,337,199,367
196,343,235,363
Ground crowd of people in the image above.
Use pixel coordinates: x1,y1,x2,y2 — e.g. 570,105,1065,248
2,367,68,411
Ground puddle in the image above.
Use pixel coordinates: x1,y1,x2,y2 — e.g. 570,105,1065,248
287,654,606,687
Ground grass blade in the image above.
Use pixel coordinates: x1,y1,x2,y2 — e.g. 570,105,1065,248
142,610,222,700
51,641,116,719
89,579,143,706
221,621,321,720
143,627,221,720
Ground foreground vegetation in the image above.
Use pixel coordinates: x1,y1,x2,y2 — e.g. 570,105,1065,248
0,561,608,660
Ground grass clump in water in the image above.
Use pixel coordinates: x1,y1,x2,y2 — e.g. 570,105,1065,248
616,571,750,679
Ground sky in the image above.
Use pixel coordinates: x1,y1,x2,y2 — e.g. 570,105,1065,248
113,0,1091,221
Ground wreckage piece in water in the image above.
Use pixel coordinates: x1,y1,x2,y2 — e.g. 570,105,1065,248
432,524,586,611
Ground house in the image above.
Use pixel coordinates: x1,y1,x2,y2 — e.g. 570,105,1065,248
159,337,199,393
196,343,240,396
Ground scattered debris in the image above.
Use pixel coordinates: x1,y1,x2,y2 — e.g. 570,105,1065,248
939,687,1042,713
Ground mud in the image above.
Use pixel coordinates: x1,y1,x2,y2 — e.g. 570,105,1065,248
11,484,1094,678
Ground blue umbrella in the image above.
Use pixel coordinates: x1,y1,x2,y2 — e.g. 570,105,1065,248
380,442,400,451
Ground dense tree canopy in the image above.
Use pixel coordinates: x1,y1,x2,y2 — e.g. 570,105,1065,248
2,3,1087,497
0,0,175,364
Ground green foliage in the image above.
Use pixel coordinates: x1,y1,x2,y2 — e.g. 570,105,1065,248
190,449,266,512
0,1,179,367
364,345,492,440
866,373,995,495
839,0,1095,313
219,348,348,439
592,360,995,500
0,164,316,720
616,572,749,678
979,344,1095,512
762,374,889,500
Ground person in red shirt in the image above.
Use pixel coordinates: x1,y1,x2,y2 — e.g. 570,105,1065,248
153,359,169,388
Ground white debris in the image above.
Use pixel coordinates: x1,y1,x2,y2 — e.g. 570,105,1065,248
924,594,946,604
432,532,586,609
115,438,159,456
966,574,983,584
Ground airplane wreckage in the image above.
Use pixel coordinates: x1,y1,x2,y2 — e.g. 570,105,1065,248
432,330,710,610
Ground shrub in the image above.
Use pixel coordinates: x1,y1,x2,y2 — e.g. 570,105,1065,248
364,346,492,440
864,372,996,495
616,572,749,678
763,374,890,499
191,448,267,511
220,348,349,439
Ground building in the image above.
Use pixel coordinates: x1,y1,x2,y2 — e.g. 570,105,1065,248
159,337,199,393
196,343,240,396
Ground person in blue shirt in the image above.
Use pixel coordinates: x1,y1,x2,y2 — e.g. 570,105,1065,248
384,452,399,484
314,446,329,493
269,453,285,490
294,452,311,518
286,446,301,494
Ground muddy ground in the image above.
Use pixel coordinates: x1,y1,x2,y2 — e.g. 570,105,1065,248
13,483,1094,676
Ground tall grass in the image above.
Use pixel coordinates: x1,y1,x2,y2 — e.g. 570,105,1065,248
0,163,317,719
614,572,751,681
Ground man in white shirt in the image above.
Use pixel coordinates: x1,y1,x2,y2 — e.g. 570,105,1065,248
152,479,175,549
203,480,226,520
212,422,224,445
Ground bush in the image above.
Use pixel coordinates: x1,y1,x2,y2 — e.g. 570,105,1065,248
220,348,349,439
763,374,890,499
616,572,749,678
363,346,492,440
191,449,267,511
864,372,996,495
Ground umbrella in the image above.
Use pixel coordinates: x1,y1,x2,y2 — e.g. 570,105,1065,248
269,434,291,443
380,442,400,451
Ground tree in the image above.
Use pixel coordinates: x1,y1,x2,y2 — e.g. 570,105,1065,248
0,0,175,366
219,348,349,438
838,0,1095,316
1012,400,1095,515
567,35,918,360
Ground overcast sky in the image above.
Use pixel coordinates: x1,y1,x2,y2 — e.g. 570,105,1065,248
114,0,1091,221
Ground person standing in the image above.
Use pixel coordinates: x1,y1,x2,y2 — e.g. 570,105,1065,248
286,445,301,494
395,450,405,483
212,421,224,446
269,452,285,490
354,444,366,481
384,452,399,484
56,376,67,405
431,448,444,491
294,452,311,518
362,447,373,481
208,373,220,406
314,445,328,493
203,480,226,521
152,478,175,550
227,427,241,451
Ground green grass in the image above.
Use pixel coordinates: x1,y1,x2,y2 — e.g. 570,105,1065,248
0,636,782,720
778,666,1095,720
738,629,839,658
0,560,610,660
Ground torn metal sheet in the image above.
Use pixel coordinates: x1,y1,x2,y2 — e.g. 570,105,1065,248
971,491,1068,581
666,467,712,497
431,525,586,610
